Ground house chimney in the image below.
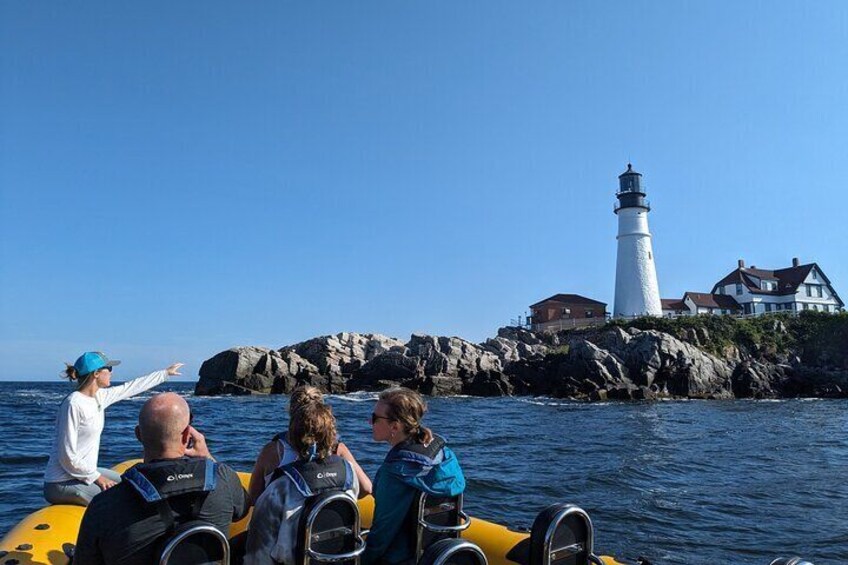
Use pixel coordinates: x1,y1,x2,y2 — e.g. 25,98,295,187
792,257,800,267
738,259,745,268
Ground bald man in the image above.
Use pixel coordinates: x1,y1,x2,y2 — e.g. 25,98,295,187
75,392,249,565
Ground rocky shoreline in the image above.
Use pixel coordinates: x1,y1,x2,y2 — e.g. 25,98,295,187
194,322,848,400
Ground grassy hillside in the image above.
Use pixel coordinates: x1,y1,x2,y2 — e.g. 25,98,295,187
606,311,848,368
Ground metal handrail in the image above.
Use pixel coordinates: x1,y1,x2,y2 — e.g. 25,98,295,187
419,510,471,533
303,492,365,565
158,523,230,565
428,540,488,565
542,505,601,565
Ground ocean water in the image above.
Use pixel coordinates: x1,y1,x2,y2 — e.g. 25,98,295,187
1,381,846,565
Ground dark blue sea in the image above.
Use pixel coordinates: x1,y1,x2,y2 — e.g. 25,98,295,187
1,382,846,564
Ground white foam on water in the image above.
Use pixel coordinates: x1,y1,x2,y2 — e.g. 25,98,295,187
327,391,379,402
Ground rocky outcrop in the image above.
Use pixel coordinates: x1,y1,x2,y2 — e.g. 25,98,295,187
194,325,848,400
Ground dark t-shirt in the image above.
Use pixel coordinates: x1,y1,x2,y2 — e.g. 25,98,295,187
74,459,248,565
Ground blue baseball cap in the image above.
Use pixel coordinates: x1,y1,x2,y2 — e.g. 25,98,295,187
73,352,121,377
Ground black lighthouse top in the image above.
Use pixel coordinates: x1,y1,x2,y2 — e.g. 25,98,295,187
615,163,650,212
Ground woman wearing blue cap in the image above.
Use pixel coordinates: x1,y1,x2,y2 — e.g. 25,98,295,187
43,352,183,506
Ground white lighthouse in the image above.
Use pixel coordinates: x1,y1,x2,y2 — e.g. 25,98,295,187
613,164,662,318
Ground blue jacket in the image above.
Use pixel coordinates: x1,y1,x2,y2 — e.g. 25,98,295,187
363,435,465,565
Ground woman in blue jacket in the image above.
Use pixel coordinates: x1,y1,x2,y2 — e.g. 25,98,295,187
363,388,465,565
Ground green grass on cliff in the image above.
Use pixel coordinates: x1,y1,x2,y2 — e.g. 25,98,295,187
605,311,848,367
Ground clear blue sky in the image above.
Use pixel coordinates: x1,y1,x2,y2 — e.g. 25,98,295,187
2,2,846,381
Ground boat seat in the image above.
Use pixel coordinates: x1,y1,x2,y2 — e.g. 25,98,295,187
408,492,471,563
298,491,366,565
418,538,488,565
529,504,603,565
158,520,230,565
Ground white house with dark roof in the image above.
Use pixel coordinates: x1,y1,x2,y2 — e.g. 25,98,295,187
711,258,843,315
661,258,843,317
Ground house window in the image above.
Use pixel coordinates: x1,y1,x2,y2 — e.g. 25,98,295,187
716,287,723,295
765,303,772,312
806,284,812,297
812,270,818,280
785,303,793,310
561,307,571,318
803,303,809,310
816,286,823,297
823,305,830,313
585,310,594,318
736,283,743,295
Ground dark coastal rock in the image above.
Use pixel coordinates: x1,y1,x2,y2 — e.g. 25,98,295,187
621,331,733,399
731,361,784,399
465,371,513,397
782,367,848,398
348,351,422,389
195,319,848,402
406,375,465,397
565,340,630,389
196,346,274,395
287,332,406,377
406,334,503,378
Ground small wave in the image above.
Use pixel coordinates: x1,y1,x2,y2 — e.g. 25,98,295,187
326,392,379,403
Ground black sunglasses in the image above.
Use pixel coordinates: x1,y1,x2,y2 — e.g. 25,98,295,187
370,412,392,424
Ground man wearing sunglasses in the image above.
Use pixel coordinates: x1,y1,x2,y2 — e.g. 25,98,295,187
75,393,249,565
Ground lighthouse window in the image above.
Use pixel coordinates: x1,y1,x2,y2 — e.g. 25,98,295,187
648,251,652,259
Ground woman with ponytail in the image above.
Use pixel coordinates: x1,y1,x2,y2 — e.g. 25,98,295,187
245,402,360,565
363,388,465,565
248,385,372,504
43,352,182,506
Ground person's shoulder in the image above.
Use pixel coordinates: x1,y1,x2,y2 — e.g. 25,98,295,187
215,460,237,476
256,441,278,463
85,483,136,518
65,391,89,407
213,461,245,490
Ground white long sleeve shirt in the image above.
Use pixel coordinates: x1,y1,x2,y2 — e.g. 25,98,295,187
44,370,169,484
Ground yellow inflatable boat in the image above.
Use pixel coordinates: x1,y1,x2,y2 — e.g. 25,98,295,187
0,460,624,565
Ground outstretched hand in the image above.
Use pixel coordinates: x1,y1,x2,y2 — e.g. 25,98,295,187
166,363,184,376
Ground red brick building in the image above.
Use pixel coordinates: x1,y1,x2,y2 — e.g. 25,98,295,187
529,294,608,332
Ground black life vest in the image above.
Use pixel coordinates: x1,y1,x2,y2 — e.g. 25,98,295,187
268,455,354,497
123,457,218,532
385,434,446,466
